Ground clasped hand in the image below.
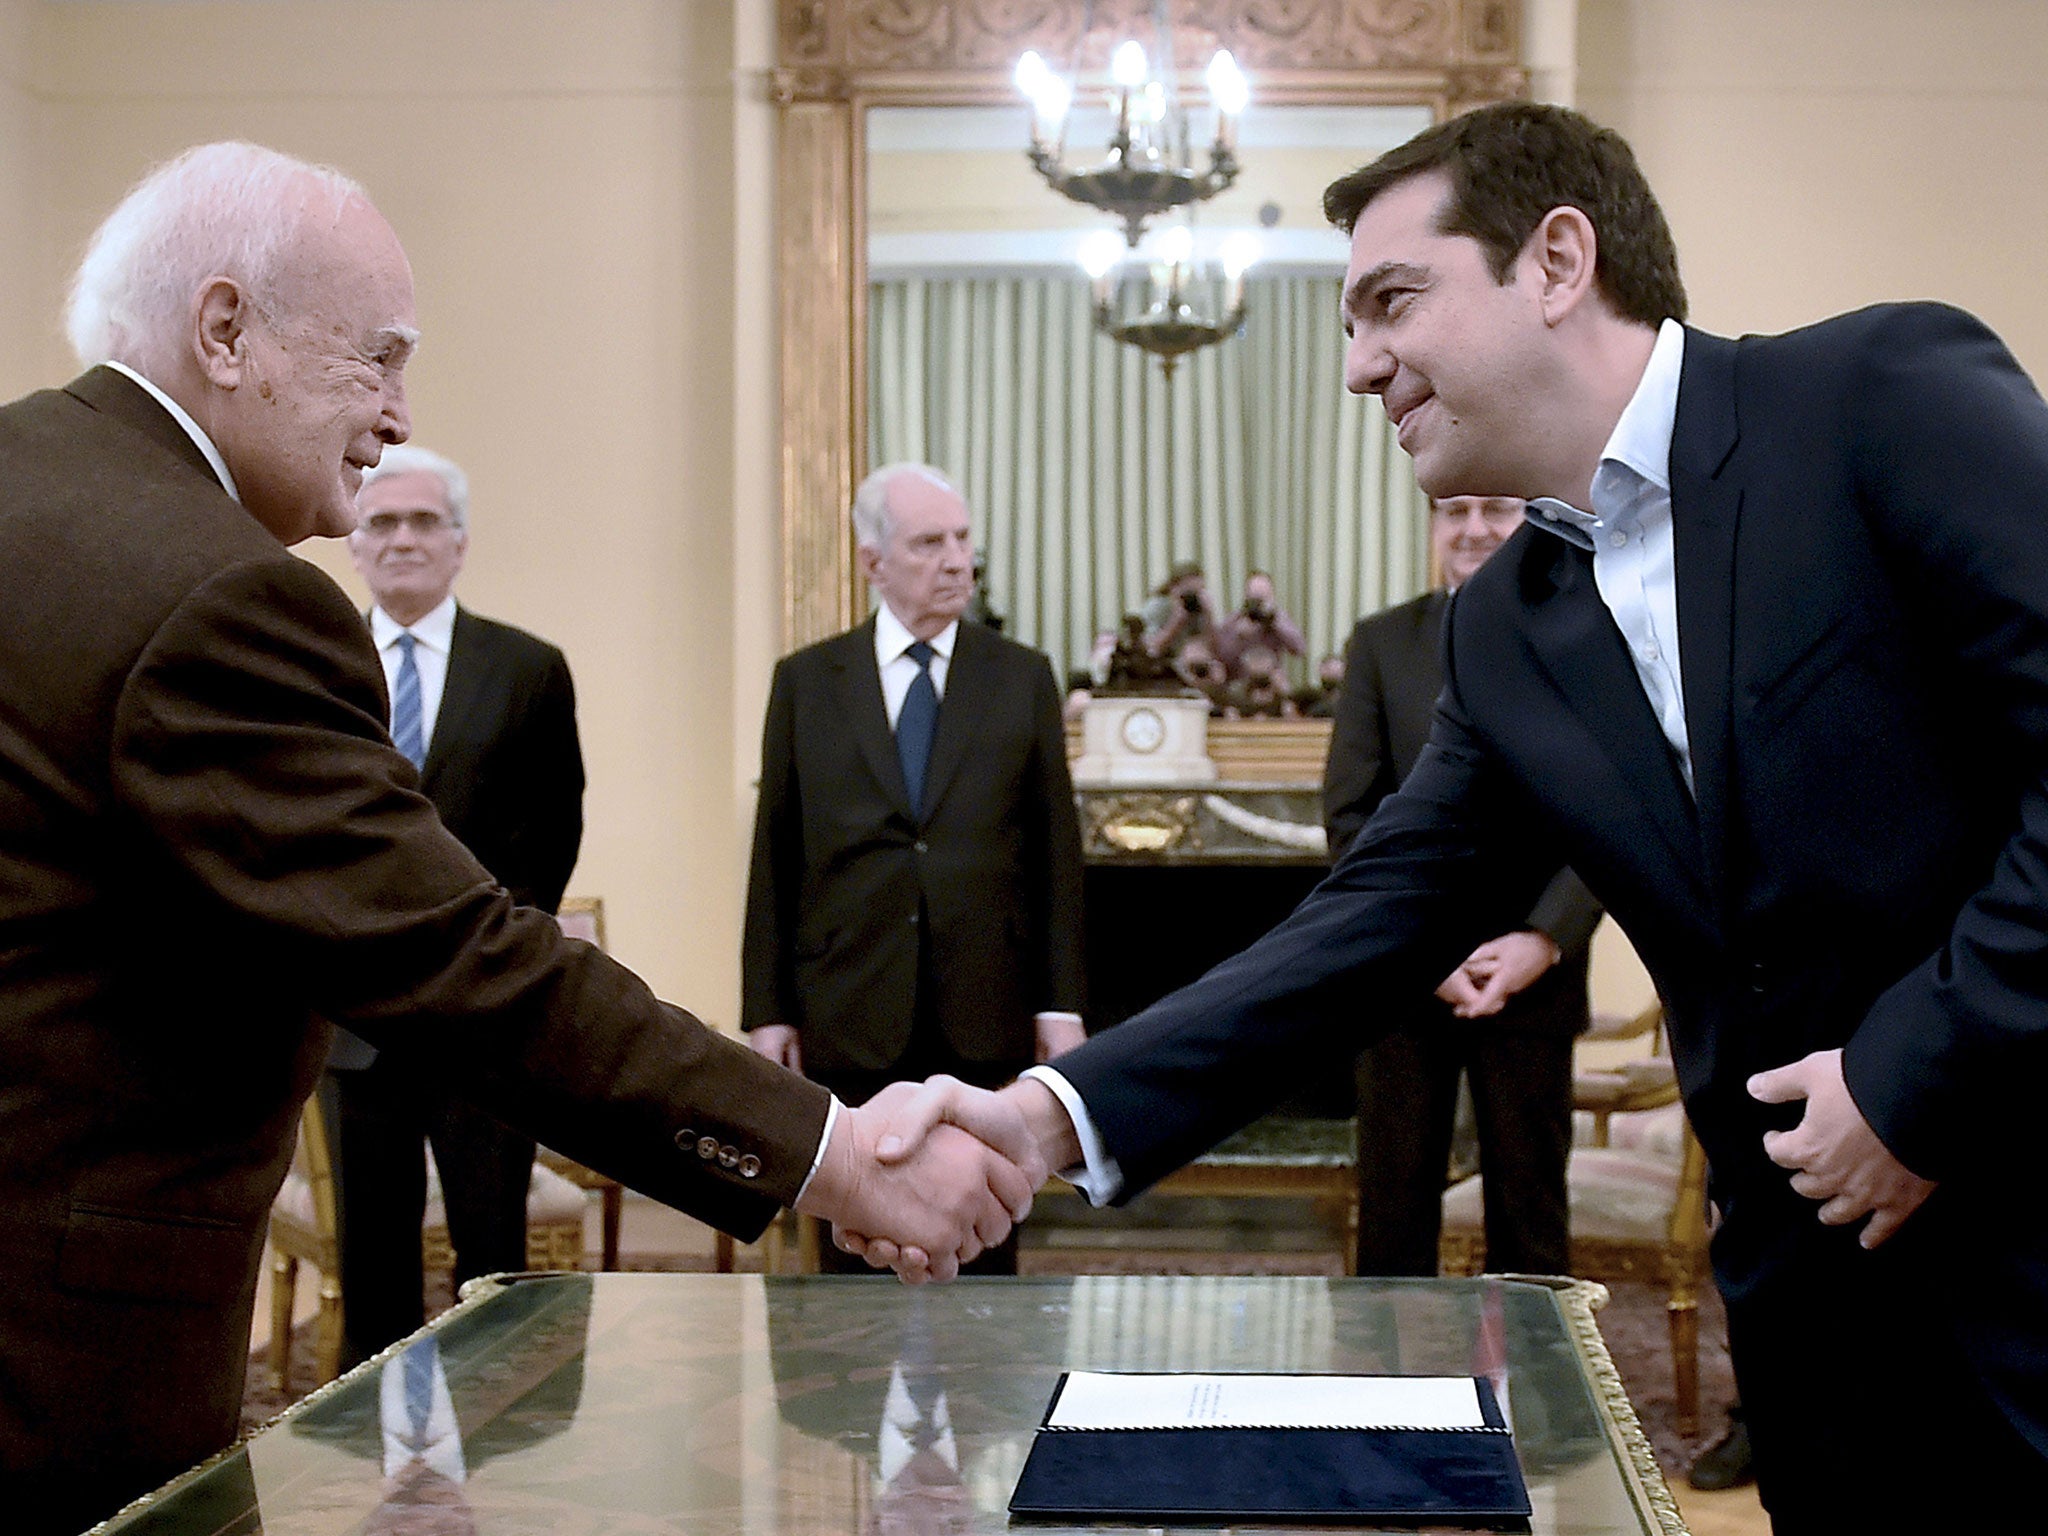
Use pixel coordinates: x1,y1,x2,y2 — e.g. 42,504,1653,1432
793,1075,1047,1283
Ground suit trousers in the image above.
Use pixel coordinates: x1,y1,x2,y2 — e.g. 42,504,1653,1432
318,1067,536,1367
1725,1195,2048,1528
1351,1010,1574,1277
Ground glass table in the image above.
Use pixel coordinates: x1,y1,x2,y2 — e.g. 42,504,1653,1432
94,1274,1687,1534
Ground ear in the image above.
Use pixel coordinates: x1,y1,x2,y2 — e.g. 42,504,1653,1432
192,276,252,388
857,542,883,584
1527,205,1600,326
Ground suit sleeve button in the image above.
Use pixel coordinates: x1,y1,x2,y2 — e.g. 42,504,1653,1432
718,1145,740,1169
738,1154,762,1178
908,911,920,926
914,840,928,853
697,1135,720,1160
673,1128,696,1150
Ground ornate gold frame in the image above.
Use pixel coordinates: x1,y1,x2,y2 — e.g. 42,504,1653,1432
772,0,1527,649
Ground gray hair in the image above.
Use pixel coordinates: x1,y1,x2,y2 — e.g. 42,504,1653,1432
850,462,961,550
358,443,471,530
65,141,365,379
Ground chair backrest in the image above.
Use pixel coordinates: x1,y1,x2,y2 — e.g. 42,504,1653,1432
293,1090,340,1242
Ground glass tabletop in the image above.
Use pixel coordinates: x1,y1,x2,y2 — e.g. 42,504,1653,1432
95,1273,1684,1535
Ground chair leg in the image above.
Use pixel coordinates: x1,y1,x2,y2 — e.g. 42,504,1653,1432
715,1232,735,1273
600,1185,623,1272
269,1251,298,1394
1666,1293,1700,1439
314,1276,344,1387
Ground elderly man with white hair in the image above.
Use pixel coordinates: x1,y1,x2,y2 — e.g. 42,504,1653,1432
323,442,587,1370
0,144,1039,1534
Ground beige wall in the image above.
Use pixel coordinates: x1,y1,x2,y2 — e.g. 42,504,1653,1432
6,0,2046,1033
1580,0,2048,378
10,0,774,1017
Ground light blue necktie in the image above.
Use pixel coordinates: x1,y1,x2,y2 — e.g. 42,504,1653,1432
896,640,938,814
392,632,426,769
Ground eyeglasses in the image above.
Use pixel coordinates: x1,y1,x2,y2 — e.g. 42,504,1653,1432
358,509,458,538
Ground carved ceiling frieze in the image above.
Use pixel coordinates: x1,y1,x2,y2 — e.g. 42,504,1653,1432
777,0,1516,81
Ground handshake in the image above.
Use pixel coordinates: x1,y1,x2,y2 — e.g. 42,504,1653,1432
790,1075,1075,1282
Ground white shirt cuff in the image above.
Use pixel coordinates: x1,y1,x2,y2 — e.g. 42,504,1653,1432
1019,1065,1124,1206
791,1094,842,1206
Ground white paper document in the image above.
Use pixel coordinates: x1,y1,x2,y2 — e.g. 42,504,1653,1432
1045,1373,1486,1432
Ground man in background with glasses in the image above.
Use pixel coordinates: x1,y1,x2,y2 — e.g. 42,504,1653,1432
328,445,585,1367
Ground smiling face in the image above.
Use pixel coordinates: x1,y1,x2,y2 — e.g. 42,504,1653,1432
205,192,417,543
1431,495,1525,588
350,469,466,625
1340,171,1555,501
860,471,974,638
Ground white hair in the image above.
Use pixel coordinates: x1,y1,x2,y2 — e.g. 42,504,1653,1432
358,443,471,530
850,462,961,550
65,141,365,379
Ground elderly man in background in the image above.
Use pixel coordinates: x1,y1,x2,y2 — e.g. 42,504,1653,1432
1324,495,1599,1278
0,142,1033,1536
325,444,586,1368
743,462,1087,1274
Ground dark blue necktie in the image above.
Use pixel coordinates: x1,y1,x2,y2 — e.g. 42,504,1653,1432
391,632,426,769
896,640,938,814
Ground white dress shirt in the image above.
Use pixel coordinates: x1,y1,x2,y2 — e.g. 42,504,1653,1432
369,595,458,759
106,361,241,503
1040,319,1695,1205
1524,316,1693,789
874,602,956,724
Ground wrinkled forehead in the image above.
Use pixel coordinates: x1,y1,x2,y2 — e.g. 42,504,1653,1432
268,191,418,335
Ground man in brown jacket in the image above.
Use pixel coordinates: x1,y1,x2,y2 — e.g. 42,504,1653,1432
0,141,1036,1536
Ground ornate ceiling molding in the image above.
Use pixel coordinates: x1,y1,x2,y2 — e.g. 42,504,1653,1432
777,0,1520,97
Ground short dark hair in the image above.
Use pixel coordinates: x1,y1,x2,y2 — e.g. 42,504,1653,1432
1323,101,1686,327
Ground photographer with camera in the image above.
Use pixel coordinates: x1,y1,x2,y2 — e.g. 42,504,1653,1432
1215,569,1307,681
1140,560,1219,659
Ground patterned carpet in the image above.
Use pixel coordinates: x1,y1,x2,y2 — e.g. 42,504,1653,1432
244,1253,1734,1482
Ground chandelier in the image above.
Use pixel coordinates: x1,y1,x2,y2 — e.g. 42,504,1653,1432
1013,29,1248,249
1081,225,1258,379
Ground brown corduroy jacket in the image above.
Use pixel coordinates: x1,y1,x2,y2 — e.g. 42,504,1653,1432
0,367,830,1534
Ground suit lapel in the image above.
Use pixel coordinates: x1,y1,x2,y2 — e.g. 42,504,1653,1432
833,618,914,817
919,622,987,823
1670,329,1744,903
422,608,491,791
1518,533,1705,887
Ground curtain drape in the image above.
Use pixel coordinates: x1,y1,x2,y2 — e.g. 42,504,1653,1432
869,273,1430,685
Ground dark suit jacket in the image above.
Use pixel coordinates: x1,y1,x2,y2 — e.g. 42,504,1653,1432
1323,588,1600,1031
0,368,830,1531
1055,304,2048,1445
742,615,1085,1075
332,607,584,1069
424,607,584,913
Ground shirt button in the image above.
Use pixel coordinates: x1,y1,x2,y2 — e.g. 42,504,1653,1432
908,911,920,926
1608,530,1628,548
1640,644,1660,662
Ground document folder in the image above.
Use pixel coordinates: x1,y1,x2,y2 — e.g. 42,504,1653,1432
1008,1372,1532,1526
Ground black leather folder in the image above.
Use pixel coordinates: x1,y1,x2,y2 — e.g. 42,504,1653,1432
1008,1373,1532,1526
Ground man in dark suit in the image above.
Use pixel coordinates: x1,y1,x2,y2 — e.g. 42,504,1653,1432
743,462,1086,1274
864,103,2048,1527
323,443,586,1365
0,141,1035,1535
1325,494,1600,1277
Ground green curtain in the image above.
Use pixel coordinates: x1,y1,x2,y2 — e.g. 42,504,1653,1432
868,273,1430,684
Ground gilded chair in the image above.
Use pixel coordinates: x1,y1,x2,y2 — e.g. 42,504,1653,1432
1438,1006,1711,1436
267,1090,343,1391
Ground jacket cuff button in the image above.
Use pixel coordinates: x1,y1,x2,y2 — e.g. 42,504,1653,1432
698,1135,720,1160
673,1128,696,1151
717,1145,740,1169
738,1154,762,1178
